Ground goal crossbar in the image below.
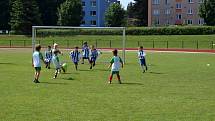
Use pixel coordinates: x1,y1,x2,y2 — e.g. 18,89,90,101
32,26,126,63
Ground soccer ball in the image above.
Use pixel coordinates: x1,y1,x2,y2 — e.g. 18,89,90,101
62,63,67,73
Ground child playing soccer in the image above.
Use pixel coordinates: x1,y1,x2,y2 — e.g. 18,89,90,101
81,41,90,64
44,46,52,69
32,44,45,83
108,49,123,84
70,46,81,70
89,45,98,69
52,50,65,79
138,46,148,73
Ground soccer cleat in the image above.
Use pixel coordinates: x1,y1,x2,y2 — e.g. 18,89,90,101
90,66,92,69
48,67,50,69
81,62,84,64
109,81,112,84
118,80,122,84
143,70,146,73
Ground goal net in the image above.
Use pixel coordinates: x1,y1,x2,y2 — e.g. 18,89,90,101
32,26,126,63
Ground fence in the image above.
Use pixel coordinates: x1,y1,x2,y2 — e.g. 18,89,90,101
0,39,214,50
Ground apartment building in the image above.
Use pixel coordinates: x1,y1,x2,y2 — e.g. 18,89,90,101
148,0,205,26
81,0,119,27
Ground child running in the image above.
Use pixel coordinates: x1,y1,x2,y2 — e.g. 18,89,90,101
81,41,90,64
70,46,81,70
44,46,52,69
32,44,45,83
138,46,148,73
108,49,123,84
52,50,65,79
89,45,98,69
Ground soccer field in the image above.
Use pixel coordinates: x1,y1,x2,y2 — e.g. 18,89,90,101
0,48,215,121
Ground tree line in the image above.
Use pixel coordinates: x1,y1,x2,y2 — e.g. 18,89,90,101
0,0,214,34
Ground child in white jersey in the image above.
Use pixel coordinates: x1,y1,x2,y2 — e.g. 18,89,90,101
52,50,65,79
108,49,123,84
32,44,45,83
138,46,148,73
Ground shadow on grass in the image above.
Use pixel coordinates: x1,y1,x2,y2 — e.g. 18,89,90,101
79,69,90,72
0,62,16,65
40,82,68,85
63,77,74,81
148,72,165,74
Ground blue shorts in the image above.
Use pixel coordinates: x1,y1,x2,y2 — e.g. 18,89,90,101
139,58,146,66
90,57,97,62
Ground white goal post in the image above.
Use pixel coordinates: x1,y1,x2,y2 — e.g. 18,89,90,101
32,26,126,63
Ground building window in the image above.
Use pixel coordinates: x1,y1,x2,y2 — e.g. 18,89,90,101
165,9,171,15
176,14,182,19
155,18,160,25
153,9,160,16
176,3,182,9
82,11,85,16
165,0,170,5
91,1,96,7
90,20,96,26
166,19,170,25
198,19,204,25
90,11,96,16
198,0,203,3
82,2,85,7
187,19,193,24
153,0,160,5
81,20,85,25
188,0,194,3
188,8,193,14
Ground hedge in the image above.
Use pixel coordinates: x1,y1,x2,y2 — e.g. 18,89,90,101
34,26,215,36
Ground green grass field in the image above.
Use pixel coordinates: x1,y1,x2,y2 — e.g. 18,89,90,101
0,48,215,121
0,35,215,49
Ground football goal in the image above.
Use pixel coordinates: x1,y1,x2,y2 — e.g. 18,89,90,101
32,26,126,63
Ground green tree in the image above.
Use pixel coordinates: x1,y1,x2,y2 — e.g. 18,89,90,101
10,0,42,34
105,3,126,27
199,0,215,26
0,0,10,30
37,0,65,26
127,0,148,26
57,0,82,26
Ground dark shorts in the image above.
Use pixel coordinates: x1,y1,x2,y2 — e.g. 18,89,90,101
139,58,146,66
111,71,119,75
90,57,97,62
35,67,41,71
83,57,89,59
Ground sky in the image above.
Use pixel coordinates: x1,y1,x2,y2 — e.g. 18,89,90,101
119,0,134,9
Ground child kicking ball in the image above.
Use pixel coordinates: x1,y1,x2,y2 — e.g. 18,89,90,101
108,49,123,84
52,50,65,79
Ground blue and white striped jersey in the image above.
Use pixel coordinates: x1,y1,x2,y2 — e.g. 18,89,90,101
70,51,81,62
90,49,98,58
45,50,52,60
138,50,146,59
82,45,90,58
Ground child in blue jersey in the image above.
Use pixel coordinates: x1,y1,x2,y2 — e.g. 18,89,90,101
81,41,90,64
32,44,45,83
89,45,98,69
70,46,81,70
44,46,52,69
52,50,65,79
108,49,123,84
138,46,148,73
